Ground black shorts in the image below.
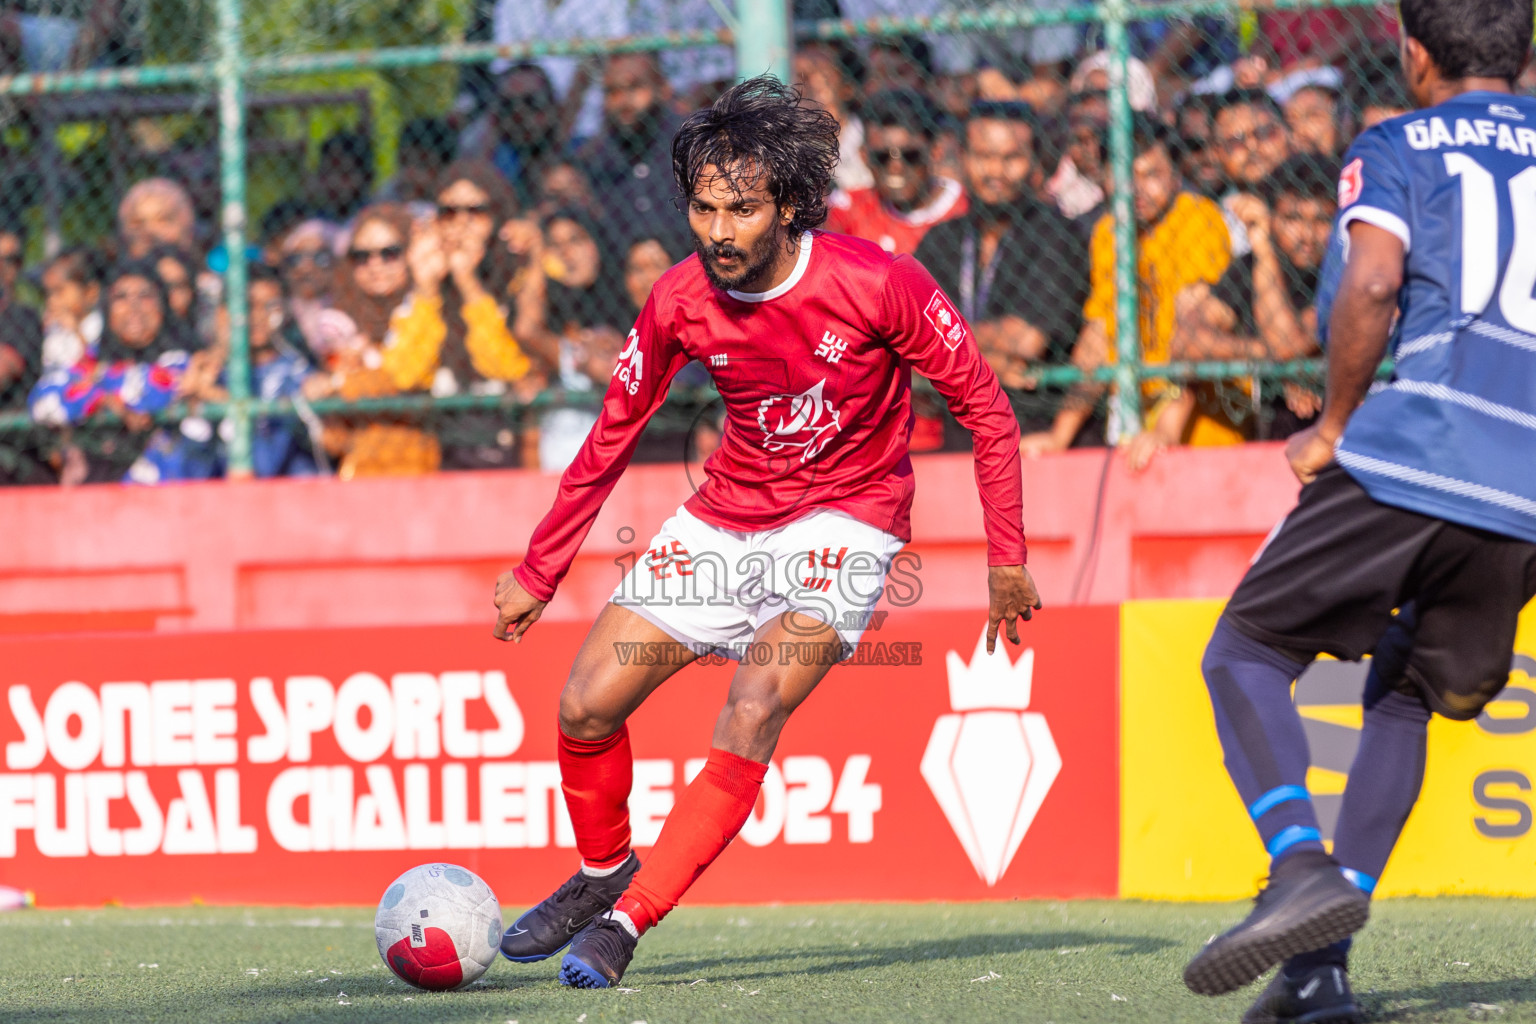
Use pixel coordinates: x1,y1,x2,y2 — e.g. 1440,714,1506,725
1225,464,1536,720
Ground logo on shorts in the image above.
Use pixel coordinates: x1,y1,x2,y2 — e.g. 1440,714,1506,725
1338,158,1364,209
921,631,1060,886
923,290,968,350
800,546,848,593
757,378,842,462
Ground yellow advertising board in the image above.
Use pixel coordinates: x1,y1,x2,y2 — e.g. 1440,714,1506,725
1120,599,1536,900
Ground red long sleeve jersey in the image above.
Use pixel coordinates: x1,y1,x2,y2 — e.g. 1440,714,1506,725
513,230,1027,602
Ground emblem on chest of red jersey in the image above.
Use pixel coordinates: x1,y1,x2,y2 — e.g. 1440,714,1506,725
757,378,842,462
924,290,968,350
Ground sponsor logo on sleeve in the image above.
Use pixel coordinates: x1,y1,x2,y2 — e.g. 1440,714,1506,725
923,290,969,351
1338,158,1364,209
613,329,643,396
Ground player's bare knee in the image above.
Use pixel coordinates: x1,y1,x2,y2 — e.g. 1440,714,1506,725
721,692,789,742
558,682,622,740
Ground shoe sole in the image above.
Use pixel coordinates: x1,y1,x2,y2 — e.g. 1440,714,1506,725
500,936,573,964
1293,1008,1363,1024
559,953,613,989
1246,1004,1364,1024
1184,897,1369,996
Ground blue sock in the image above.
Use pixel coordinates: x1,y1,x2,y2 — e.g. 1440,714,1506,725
1285,610,1428,978
1203,618,1325,864
1332,610,1430,889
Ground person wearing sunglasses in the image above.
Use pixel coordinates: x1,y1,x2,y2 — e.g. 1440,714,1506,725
381,159,538,470
1212,88,1295,258
1174,95,1226,198
303,208,409,394
825,88,968,256
298,203,443,478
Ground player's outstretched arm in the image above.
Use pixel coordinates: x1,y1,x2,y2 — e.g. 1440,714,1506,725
494,291,690,637
1285,220,1402,484
879,255,1031,566
987,564,1043,653
493,571,548,643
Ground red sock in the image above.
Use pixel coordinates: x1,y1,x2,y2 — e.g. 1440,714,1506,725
557,725,633,870
615,748,767,933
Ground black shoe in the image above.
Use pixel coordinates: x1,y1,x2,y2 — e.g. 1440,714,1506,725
1183,853,1369,996
1242,964,1364,1024
499,852,640,963
559,913,638,989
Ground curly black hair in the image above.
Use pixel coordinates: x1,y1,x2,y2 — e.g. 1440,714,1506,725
671,75,841,236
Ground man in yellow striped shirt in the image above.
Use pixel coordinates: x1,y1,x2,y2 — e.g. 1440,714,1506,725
1021,118,1233,456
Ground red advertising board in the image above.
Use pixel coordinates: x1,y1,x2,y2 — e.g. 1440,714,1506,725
0,607,1117,907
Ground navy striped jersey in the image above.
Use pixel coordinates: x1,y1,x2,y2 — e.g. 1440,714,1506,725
1322,91,1536,542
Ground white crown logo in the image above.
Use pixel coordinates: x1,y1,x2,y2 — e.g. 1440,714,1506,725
922,632,1061,886
946,632,1034,710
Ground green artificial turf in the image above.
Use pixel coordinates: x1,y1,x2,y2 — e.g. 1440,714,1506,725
2,900,1533,1023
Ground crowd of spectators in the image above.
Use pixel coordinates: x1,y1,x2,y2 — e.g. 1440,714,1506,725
0,0,1514,487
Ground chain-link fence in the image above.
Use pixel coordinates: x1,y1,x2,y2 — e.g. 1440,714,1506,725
0,0,1469,484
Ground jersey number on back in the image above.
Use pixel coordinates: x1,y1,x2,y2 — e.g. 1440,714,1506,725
1445,154,1536,333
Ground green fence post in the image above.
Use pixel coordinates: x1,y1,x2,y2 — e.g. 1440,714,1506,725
217,0,252,477
736,0,791,84
1103,0,1142,440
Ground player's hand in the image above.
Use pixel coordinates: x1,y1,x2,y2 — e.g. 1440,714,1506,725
500,218,543,260
1285,423,1337,485
493,570,547,643
408,221,449,294
986,564,1042,653
1019,431,1064,459
0,343,24,387
449,232,488,292
1123,429,1169,473
1282,381,1322,419
1228,192,1270,236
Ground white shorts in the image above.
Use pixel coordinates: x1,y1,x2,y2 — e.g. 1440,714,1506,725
612,505,905,660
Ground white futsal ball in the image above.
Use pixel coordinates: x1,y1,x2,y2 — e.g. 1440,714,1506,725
375,863,502,990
